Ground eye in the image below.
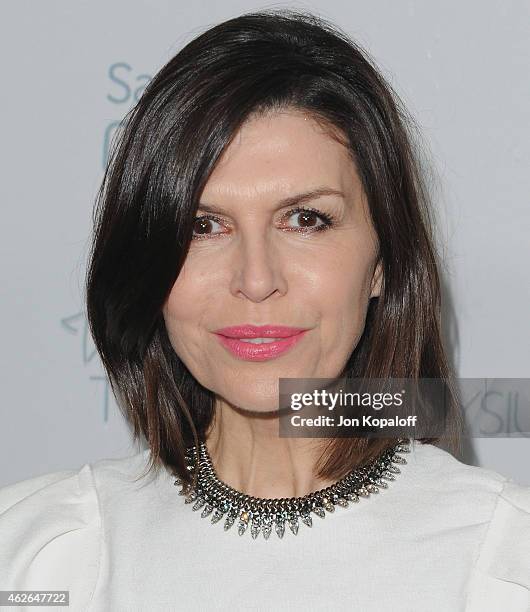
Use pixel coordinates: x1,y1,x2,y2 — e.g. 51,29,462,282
192,215,225,239
191,206,336,240
281,206,335,232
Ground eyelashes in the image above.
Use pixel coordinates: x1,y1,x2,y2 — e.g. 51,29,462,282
191,205,338,241
286,206,336,229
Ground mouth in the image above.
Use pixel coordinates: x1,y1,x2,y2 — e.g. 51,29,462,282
213,324,309,339
213,325,310,362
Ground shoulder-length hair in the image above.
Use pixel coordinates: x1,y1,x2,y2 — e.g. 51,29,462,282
86,9,464,487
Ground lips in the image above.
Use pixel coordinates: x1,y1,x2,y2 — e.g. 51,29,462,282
213,324,309,361
214,324,308,339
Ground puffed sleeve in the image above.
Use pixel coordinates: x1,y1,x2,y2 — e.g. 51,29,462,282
0,464,101,612
466,478,530,611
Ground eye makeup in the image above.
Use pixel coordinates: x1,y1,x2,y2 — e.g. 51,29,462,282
191,205,339,240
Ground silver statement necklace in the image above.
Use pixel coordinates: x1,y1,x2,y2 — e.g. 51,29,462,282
173,438,411,540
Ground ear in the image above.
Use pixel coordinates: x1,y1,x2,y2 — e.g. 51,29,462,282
369,258,383,298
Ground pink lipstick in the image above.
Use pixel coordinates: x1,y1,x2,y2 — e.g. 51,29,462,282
213,324,309,362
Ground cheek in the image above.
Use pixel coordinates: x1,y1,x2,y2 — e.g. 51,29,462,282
161,295,189,359
308,251,374,348
325,275,366,334
162,265,211,353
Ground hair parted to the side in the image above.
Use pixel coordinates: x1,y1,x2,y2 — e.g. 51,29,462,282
85,8,464,488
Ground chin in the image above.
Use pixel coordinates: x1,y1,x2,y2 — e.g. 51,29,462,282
217,385,281,413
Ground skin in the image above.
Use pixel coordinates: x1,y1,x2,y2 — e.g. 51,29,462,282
162,108,383,498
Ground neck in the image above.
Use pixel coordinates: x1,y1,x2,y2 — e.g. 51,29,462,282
204,401,337,499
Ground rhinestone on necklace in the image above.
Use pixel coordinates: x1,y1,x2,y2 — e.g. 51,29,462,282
173,438,411,540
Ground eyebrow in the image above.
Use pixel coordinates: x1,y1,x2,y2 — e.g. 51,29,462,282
197,187,345,214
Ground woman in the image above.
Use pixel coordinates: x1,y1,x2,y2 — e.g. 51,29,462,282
1,9,528,612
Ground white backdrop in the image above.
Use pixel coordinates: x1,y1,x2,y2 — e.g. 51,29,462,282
1,0,528,488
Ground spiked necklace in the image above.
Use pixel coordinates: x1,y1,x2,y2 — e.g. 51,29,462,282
173,438,411,540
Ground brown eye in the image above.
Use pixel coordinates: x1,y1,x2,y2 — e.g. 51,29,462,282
192,216,224,238
284,206,334,231
291,210,322,228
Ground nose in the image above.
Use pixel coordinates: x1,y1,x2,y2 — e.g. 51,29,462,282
229,232,287,302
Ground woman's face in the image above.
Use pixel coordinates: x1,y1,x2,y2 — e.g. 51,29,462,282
162,109,382,412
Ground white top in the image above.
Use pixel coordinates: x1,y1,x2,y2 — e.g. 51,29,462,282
1,441,529,612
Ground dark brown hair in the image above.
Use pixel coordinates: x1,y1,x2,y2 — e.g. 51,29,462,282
85,9,464,487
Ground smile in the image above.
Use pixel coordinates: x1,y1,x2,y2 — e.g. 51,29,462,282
239,338,281,344
214,331,308,361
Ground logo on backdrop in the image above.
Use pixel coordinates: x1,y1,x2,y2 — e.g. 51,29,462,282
66,62,151,422
60,312,113,424
68,64,152,422
103,62,152,169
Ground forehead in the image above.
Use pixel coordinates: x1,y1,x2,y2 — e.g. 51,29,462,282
201,109,361,200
